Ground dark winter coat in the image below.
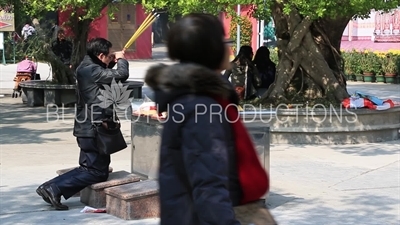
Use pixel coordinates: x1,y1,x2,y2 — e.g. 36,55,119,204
51,38,73,66
145,63,243,225
73,55,129,138
223,59,261,99
254,60,276,89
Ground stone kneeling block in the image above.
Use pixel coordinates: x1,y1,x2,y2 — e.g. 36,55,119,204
104,179,159,220
56,166,113,198
80,170,140,208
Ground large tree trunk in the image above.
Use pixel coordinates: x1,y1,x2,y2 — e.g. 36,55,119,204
70,18,92,70
48,55,75,84
261,2,351,106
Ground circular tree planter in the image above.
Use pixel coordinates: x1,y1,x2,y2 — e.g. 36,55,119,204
130,106,400,146
19,80,76,107
19,80,144,107
260,107,400,144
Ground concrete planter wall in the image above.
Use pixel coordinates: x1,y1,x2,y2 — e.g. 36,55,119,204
240,107,400,144
130,115,271,181
131,107,400,153
19,80,144,107
19,80,76,107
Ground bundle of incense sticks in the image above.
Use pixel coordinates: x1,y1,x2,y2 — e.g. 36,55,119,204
123,9,159,51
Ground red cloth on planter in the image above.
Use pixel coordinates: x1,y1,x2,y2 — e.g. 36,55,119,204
215,97,269,204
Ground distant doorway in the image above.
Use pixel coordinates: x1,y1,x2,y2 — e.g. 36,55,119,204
108,4,137,52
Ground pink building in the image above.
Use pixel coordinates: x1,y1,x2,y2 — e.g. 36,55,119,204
341,9,400,51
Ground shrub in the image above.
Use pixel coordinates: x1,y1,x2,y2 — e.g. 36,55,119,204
229,16,252,54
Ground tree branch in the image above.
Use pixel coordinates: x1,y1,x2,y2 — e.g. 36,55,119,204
287,16,312,53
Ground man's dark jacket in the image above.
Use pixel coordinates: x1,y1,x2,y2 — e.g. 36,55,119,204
73,55,129,138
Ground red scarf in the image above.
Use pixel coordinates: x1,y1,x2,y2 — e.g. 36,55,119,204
215,97,269,204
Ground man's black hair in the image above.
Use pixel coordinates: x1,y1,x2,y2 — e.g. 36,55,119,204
86,38,112,57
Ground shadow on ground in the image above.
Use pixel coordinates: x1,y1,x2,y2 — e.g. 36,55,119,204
271,140,400,157
0,125,72,144
0,185,158,225
0,100,75,144
0,100,76,125
330,141,400,156
0,98,134,145
268,188,399,225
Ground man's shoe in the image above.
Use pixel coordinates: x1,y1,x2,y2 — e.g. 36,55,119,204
38,184,69,210
36,184,51,204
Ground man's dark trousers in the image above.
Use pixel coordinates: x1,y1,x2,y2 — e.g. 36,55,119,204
45,137,110,199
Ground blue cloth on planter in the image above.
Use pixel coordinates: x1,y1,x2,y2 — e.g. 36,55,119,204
355,91,385,106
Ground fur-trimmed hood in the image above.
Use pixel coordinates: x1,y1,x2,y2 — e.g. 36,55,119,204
144,63,238,112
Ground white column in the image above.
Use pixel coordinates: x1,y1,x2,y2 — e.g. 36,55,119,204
259,20,265,47
348,20,353,41
236,4,241,55
256,20,260,49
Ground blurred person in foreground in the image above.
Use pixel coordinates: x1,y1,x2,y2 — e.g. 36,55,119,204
36,38,129,210
145,13,269,225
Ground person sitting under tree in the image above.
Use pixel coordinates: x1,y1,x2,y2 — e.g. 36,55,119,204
12,56,38,98
51,29,73,69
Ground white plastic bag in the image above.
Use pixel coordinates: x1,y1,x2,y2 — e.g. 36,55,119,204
80,206,106,213
131,95,158,116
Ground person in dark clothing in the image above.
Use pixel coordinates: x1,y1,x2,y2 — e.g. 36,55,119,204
36,38,129,210
253,46,276,89
144,13,269,225
51,29,73,68
223,45,261,100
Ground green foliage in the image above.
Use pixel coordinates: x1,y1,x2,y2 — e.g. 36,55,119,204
360,51,381,74
342,50,400,75
342,50,363,74
341,51,353,74
229,16,252,53
28,0,108,20
281,0,397,20
3,36,40,62
141,0,399,21
269,47,278,64
381,53,399,74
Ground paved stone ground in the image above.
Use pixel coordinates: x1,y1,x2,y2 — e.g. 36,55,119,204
1,46,400,224
1,96,399,225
